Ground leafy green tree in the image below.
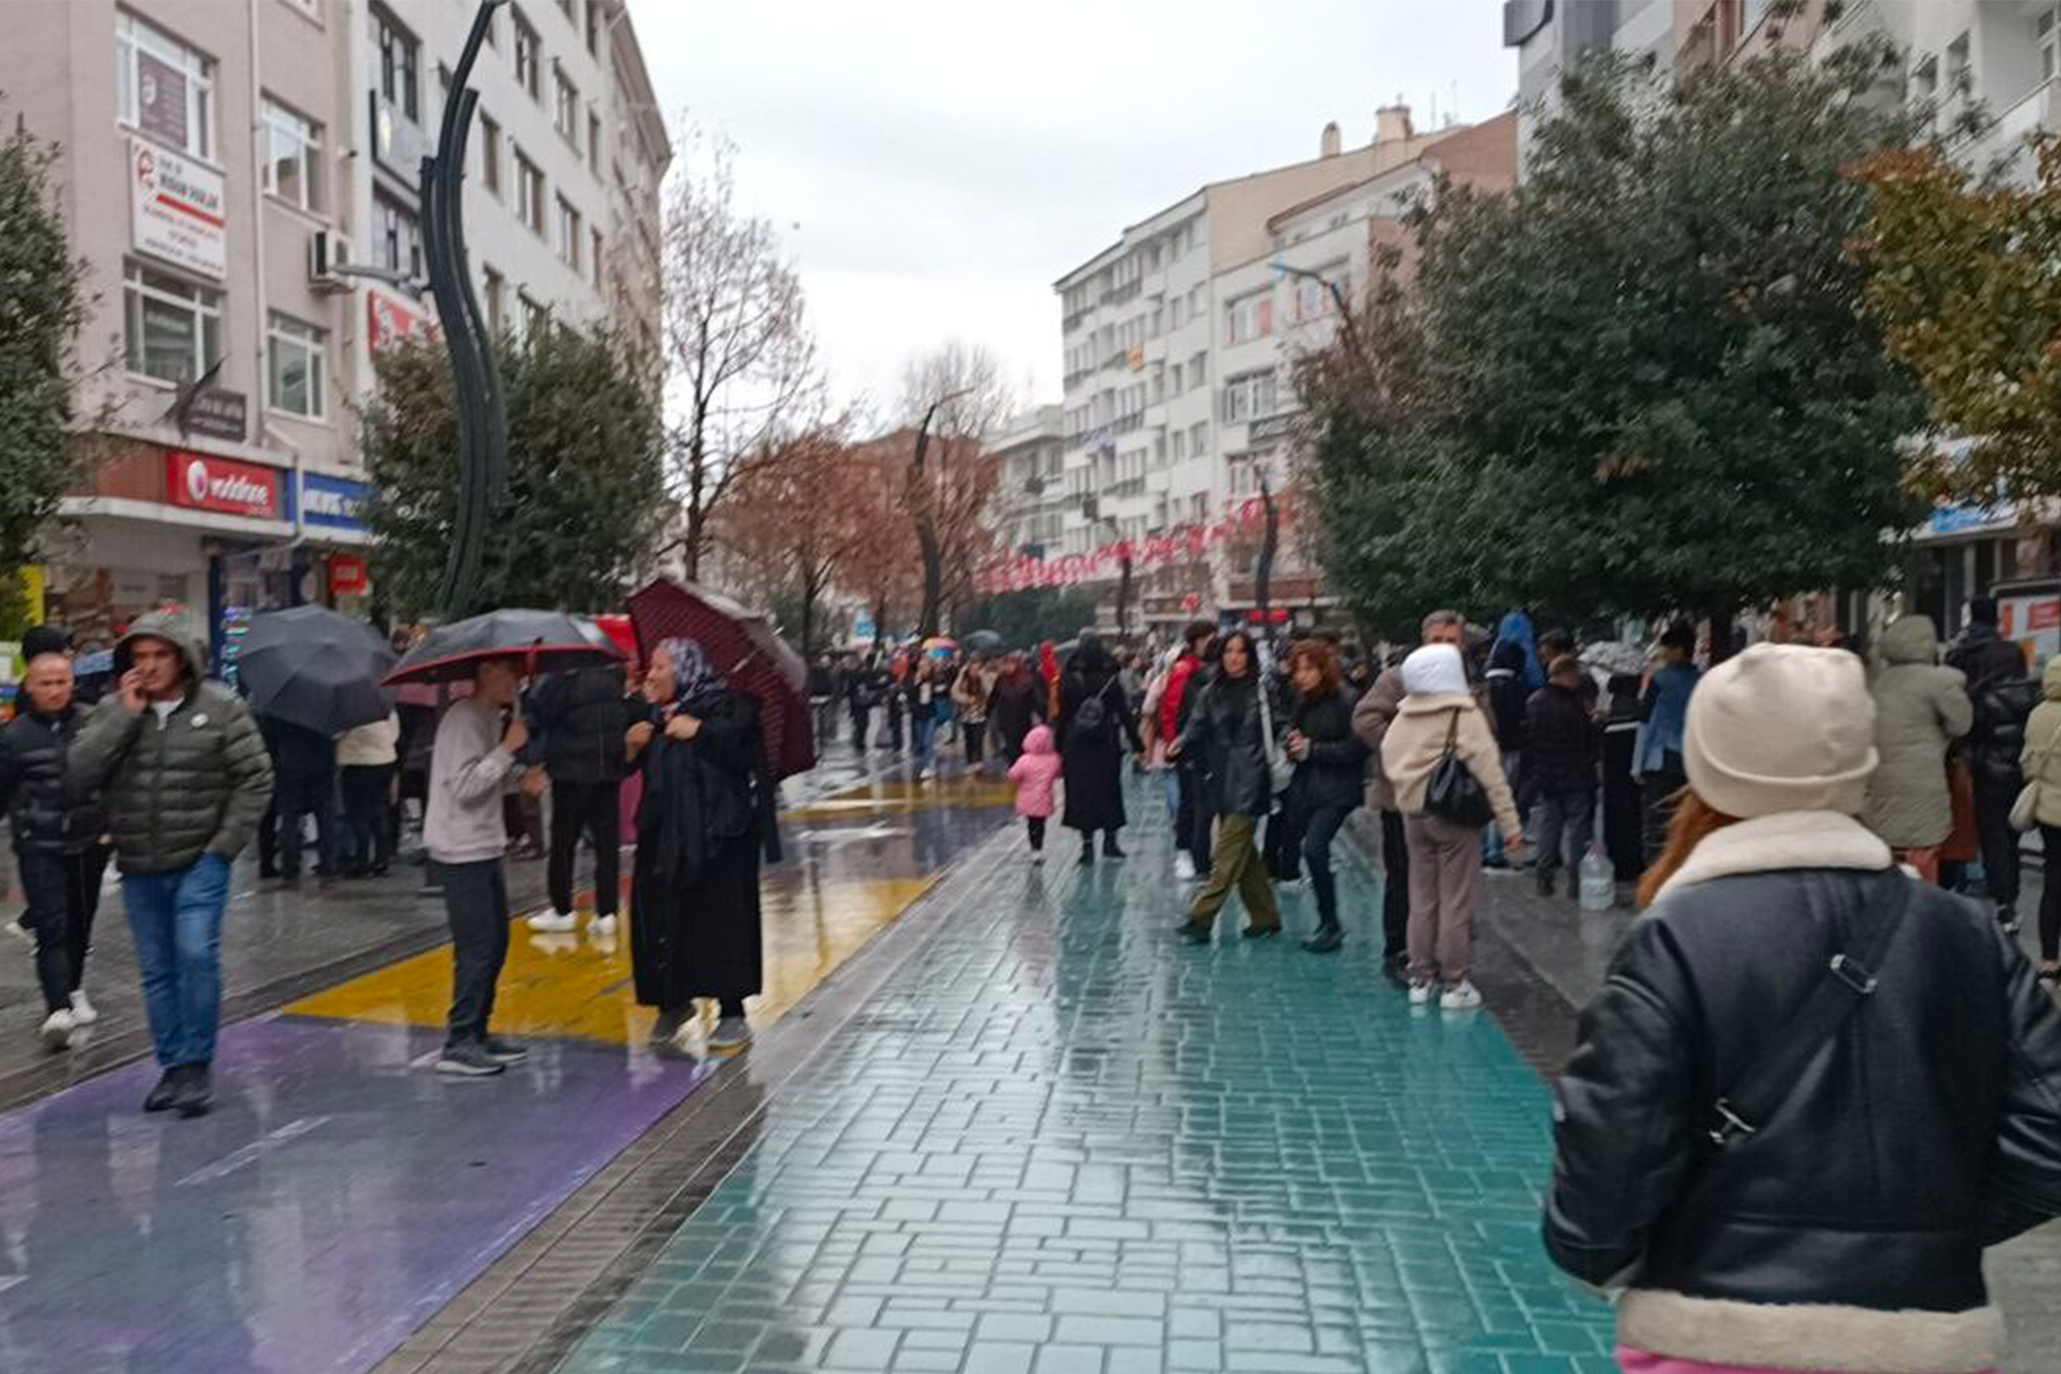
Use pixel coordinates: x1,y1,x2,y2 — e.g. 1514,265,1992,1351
0,113,90,580
1298,48,1926,636
363,325,666,618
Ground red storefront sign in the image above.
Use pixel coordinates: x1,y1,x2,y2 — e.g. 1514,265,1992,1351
329,554,370,597
368,292,434,355
164,451,283,520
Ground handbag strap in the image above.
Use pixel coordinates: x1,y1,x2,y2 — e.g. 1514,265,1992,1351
1708,869,1916,1148
1257,678,1278,757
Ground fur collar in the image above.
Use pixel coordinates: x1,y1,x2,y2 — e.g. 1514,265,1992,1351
1654,810,1891,901
1619,1289,2003,1373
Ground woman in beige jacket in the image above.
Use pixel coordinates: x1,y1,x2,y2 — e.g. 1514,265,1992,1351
1380,643,1525,1009
2019,655,2061,985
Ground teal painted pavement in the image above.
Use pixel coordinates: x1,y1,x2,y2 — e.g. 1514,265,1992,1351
562,790,1615,1374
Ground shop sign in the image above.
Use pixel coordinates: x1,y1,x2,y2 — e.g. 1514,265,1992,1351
164,451,283,520
368,292,433,355
130,137,225,279
184,388,247,443
329,554,370,596
299,472,370,532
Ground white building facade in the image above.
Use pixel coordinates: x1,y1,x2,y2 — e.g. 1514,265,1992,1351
0,0,666,666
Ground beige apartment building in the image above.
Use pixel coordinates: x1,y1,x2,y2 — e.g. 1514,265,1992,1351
0,0,666,668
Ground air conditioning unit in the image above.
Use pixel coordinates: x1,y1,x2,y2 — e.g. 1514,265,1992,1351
309,230,354,293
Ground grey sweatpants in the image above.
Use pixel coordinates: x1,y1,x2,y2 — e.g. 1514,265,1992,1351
1403,812,1484,986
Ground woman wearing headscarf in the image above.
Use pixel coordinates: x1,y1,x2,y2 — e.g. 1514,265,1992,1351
1546,644,2061,1374
1057,632,1141,864
625,638,780,1057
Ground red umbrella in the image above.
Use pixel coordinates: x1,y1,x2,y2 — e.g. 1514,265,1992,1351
626,579,814,781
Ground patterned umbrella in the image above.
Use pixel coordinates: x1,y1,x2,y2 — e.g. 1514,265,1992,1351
626,579,814,781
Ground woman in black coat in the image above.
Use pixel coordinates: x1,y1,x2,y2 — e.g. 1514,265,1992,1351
986,654,1045,766
626,638,781,1058
1057,634,1141,863
1283,640,1368,954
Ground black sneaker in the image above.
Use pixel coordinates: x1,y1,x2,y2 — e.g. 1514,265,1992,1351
1079,845,1096,867
435,1041,507,1077
480,1036,530,1064
1302,926,1345,955
143,1067,183,1113
1536,869,1555,898
1241,925,1282,940
1999,906,2023,936
1178,921,1212,945
174,1064,213,1118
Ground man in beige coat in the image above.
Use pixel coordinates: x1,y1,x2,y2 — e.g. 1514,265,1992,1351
1864,614,1972,883
1353,610,1466,977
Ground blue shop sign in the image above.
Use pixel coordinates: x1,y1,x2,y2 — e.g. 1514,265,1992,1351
298,472,370,532
1928,501,2013,537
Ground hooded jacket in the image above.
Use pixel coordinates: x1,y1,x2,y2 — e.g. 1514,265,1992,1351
2019,657,2061,829
1379,648,1523,841
1864,616,1973,849
1008,724,1061,818
67,612,274,875
1546,810,2061,1374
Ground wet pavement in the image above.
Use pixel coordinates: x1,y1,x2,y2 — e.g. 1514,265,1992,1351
0,748,1014,1374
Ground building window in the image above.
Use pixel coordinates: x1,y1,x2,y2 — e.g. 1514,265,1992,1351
1191,422,1209,456
516,152,545,234
484,267,505,335
260,98,321,211
586,0,602,54
588,111,602,167
2044,8,2060,83
123,263,222,384
513,7,541,101
1221,371,1277,424
1171,431,1186,462
591,227,604,288
521,292,550,338
374,190,422,279
481,115,503,195
554,71,579,144
1226,290,1274,345
556,197,582,268
370,5,419,124
267,313,327,419
1190,353,1207,390
117,12,216,159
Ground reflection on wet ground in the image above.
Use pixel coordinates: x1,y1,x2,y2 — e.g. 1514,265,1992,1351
0,765,1013,1374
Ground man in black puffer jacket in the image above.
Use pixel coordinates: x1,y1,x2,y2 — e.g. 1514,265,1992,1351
1949,599,2037,931
523,663,637,936
0,650,110,1050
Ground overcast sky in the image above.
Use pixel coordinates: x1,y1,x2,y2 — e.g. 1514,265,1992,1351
628,0,1516,419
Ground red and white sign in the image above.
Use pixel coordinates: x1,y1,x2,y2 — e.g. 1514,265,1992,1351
130,137,225,279
165,451,283,520
368,292,435,356
328,554,370,597
976,495,1294,594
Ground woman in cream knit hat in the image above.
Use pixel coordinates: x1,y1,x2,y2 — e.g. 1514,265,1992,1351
1545,643,2061,1374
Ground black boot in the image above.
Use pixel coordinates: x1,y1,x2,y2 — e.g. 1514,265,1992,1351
174,1063,213,1118
1536,868,1555,898
1079,839,1096,866
143,1067,183,1113
1302,925,1344,955
1103,834,1126,859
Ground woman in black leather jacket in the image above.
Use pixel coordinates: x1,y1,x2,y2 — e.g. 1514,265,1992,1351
1545,644,2061,1374
1283,639,1367,954
1172,631,1281,943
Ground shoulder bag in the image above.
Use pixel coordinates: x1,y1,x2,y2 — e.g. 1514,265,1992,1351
1257,681,1294,796
1424,708,1495,828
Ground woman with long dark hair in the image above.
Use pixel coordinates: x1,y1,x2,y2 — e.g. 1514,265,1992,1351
987,653,1045,767
1057,634,1140,864
1174,630,1281,942
1283,639,1367,954
625,638,780,1057
1547,644,2061,1374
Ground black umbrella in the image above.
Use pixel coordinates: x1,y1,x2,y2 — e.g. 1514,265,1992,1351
239,606,397,736
383,608,623,686
964,629,1003,654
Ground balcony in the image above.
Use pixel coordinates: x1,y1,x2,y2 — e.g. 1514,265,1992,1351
1955,78,2060,183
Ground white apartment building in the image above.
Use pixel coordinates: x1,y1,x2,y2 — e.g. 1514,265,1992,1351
1046,110,1514,633
0,0,666,666
990,406,1068,561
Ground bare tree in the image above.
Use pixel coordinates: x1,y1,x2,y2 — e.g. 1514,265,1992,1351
897,342,1011,637
661,123,819,580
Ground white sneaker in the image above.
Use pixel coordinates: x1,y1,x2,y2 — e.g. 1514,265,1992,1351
1440,980,1483,1011
527,910,578,933
1174,852,1197,881
589,914,618,938
68,990,98,1026
1407,979,1435,1006
39,1009,73,1050
708,1015,752,1055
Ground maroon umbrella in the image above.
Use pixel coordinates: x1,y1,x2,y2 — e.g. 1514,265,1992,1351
627,579,815,781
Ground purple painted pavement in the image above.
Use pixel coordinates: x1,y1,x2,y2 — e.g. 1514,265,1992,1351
0,1015,712,1374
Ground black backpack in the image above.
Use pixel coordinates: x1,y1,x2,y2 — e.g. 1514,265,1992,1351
1068,677,1115,748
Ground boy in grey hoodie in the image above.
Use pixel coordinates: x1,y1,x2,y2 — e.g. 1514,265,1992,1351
426,656,544,1076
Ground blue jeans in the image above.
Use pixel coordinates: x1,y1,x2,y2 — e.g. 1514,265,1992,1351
122,854,232,1067
1161,768,1181,823
914,715,939,771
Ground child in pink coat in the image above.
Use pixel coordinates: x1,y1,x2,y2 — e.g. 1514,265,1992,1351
1008,725,1062,863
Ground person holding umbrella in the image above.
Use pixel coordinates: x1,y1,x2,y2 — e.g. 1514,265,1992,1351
627,638,780,1056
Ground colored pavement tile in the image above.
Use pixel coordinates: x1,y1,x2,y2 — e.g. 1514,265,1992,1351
0,761,1015,1374
557,789,1616,1374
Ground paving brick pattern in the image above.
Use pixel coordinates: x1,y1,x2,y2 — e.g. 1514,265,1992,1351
559,798,1615,1374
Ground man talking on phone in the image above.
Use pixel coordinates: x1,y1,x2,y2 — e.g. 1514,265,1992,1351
68,611,273,1117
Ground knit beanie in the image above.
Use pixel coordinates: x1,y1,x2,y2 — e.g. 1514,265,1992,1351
1682,643,1878,819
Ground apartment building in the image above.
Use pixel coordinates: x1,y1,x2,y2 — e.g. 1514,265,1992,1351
0,0,666,664
1045,109,1514,633
990,406,1068,561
